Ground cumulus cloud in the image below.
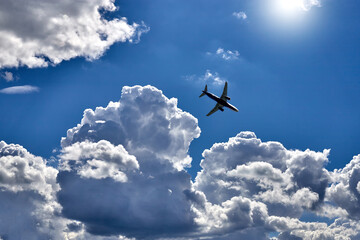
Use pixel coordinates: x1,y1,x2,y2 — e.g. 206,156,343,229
185,70,226,87
1,71,14,81
0,85,39,94
61,85,200,171
0,0,148,69
191,131,360,239
328,154,360,219
60,140,139,182
0,141,63,239
233,11,247,20
195,132,330,213
0,85,360,239
58,85,201,238
269,216,360,239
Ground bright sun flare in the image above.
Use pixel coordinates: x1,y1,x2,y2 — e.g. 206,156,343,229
275,0,307,16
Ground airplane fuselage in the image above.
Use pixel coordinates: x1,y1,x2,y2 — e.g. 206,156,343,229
202,91,239,112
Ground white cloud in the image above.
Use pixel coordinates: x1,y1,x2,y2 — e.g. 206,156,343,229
202,70,226,86
191,192,269,236
1,71,14,81
0,141,64,239
60,140,139,182
269,216,360,239
208,48,240,61
0,141,58,197
302,0,322,11
191,132,338,238
1,85,360,239
62,85,200,171
58,85,201,238
0,0,148,69
233,11,247,20
0,85,39,94
274,0,321,13
185,70,226,87
327,154,360,219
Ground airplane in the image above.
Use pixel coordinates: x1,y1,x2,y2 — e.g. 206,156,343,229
199,82,239,116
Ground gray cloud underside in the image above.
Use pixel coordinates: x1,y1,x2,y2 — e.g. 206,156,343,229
0,85,359,239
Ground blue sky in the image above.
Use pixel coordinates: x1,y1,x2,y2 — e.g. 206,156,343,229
1,0,359,176
0,0,360,239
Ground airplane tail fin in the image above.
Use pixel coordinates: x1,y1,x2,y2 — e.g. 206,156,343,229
199,85,207,97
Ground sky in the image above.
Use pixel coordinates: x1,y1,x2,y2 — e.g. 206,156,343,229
0,0,360,239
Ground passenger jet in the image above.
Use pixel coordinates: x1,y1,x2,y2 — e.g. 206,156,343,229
199,82,239,116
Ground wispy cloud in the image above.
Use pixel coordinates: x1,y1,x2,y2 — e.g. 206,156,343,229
0,85,39,94
300,0,321,11
185,70,226,87
1,71,14,82
215,48,240,60
233,11,247,20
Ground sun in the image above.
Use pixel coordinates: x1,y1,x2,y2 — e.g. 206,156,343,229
274,0,307,16
265,0,321,28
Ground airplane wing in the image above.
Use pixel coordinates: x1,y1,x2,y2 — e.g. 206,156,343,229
220,81,228,101
206,103,221,116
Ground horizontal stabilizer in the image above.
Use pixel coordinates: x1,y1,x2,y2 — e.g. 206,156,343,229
199,85,208,97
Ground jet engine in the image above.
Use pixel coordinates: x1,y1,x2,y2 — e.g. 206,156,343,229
219,107,224,112
225,96,231,100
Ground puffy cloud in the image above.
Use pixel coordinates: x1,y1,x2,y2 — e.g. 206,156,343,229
0,141,62,239
57,85,201,238
269,216,360,240
207,48,240,61
0,85,39,94
232,11,247,20
328,154,360,219
0,0,148,69
184,70,226,87
195,132,330,219
61,85,200,171
191,192,269,236
0,141,58,200
192,131,360,239
201,70,226,86
59,95,358,240
1,85,360,239
216,48,240,60
60,140,139,182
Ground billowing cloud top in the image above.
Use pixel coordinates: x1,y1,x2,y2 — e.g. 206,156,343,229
61,85,201,171
60,140,139,182
0,85,360,239
0,0,148,69
57,85,201,238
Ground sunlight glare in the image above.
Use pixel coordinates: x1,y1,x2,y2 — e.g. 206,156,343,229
275,0,306,15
